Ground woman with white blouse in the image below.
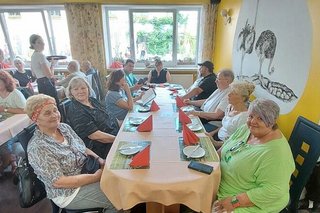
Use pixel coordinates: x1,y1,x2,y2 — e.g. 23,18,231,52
206,81,255,149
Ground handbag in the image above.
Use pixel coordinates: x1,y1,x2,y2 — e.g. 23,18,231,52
14,157,47,208
81,155,100,174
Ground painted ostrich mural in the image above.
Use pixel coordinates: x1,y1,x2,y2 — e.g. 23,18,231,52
236,0,259,80
235,0,298,103
237,20,255,79
255,30,277,81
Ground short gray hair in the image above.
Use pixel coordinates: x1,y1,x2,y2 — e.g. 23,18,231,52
66,76,93,98
219,69,234,83
14,58,25,66
248,98,280,129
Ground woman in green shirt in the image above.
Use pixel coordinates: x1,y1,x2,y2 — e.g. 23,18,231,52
213,98,295,213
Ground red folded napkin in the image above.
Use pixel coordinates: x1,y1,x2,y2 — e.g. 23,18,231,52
179,109,191,124
176,96,186,108
129,145,150,168
183,124,199,145
150,100,160,111
137,115,153,132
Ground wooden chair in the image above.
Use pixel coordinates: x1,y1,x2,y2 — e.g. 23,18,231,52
282,116,320,212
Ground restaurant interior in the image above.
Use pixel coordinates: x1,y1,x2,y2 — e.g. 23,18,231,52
0,0,320,212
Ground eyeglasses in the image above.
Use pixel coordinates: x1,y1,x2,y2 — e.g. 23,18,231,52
224,141,248,163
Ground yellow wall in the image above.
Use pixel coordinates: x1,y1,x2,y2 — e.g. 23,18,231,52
213,0,320,138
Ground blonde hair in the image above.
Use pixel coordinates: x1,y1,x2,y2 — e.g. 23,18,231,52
230,81,255,102
25,94,55,119
66,76,92,98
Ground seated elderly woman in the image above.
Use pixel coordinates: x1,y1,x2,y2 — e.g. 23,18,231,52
213,99,295,213
0,71,26,114
147,58,171,84
105,69,139,121
25,94,116,211
66,77,120,158
205,81,255,149
13,58,36,87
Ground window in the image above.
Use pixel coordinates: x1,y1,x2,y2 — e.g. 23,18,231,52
103,5,201,68
0,6,71,68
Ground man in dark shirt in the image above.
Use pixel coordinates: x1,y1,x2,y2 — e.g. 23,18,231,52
181,61,217,100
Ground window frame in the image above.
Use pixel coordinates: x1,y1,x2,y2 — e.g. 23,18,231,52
0,5,68,66
103,5,202,69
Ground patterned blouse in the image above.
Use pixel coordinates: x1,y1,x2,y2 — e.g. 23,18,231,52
27,123,87,199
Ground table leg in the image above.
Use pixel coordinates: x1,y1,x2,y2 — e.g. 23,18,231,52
146,202,180,213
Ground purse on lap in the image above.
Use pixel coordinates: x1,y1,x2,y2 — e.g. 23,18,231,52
81,155,100,174
14,157,47,208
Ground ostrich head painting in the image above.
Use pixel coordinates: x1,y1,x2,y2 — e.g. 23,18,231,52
255,30,277,80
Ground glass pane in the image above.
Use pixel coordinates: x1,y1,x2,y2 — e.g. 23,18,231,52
0,29,11,67
108,10,130,68
133,12,173,64
4,11,48,67
49,9,71,66
177,11,198,65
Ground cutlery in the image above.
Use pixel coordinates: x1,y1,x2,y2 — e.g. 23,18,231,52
186,144,200,158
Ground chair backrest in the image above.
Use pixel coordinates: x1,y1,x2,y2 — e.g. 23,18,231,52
89,70,105,102
16,123,37,153
58,98,72,124
287,116,320,212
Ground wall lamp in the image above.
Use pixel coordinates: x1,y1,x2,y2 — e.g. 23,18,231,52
220,9,231,25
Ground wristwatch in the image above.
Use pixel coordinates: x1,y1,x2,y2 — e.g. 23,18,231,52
4,107,8,113
231,196,240,208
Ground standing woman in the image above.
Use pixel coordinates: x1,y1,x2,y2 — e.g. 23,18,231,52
147,59,171,84
29,34,59,104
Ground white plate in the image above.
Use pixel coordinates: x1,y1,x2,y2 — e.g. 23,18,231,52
138,106,150,112
181,105,194,112
183,146,205,158
187,123,202,132
119,145,141,155
129,117,145,125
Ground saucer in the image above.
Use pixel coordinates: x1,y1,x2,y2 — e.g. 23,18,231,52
187,124,202,132
138,107,150,113
119,145,141,155
183,146,205,158
129,117,145,126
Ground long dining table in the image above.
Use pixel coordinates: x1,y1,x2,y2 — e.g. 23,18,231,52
100,86,221,213
0,113,32,146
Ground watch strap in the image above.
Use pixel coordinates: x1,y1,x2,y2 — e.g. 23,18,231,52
231,196,240,208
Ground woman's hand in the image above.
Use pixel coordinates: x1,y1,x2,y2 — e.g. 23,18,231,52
98,157,106,168
122,83,131,94
183,99,191,105
93,169,103,180
212,197,234,213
